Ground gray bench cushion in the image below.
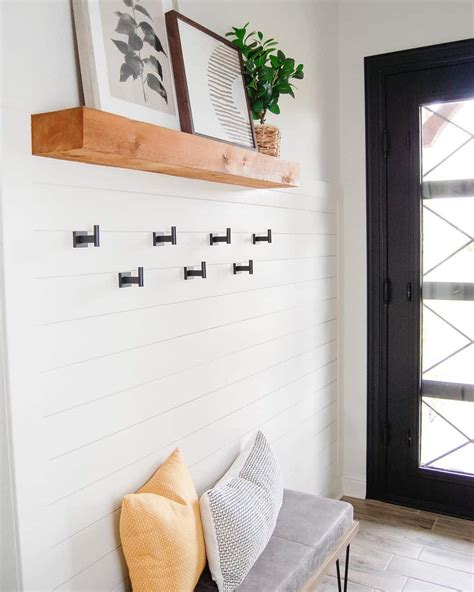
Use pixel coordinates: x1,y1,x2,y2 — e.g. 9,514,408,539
195,489,353,592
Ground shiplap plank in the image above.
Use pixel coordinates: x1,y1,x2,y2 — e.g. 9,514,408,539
53,545,127,592
44,319,336,458
49,340,336,501
31,183,335,233
31,175,336,212
110,577,131,592
35,257,335,325
33,231,336,278
48,362,337,550
41,287,335,416
38,269,335,370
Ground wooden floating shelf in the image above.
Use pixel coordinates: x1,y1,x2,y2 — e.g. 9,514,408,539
31,107,300,189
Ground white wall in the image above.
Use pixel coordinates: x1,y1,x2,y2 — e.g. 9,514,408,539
338,0,474,498
1,1,340,590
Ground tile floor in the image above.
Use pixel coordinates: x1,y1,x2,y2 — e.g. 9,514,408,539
314,497,474,592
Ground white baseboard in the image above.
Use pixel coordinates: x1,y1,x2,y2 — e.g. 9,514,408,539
342,474,366,499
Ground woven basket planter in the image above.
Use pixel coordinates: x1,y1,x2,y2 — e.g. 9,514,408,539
255,125,281,158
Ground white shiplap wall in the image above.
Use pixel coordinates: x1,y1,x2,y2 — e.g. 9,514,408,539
3,108,338,592
1,2,340,591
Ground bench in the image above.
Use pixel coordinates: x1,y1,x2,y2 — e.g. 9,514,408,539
195,489,359,592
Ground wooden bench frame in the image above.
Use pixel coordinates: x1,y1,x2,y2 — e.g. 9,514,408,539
300,521,360,592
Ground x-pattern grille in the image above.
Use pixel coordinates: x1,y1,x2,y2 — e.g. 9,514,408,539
420,101,474,473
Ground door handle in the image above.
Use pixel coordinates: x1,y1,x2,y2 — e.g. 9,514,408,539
407,282,412,302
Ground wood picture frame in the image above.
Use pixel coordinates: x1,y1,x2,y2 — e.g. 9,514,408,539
165,11,257,150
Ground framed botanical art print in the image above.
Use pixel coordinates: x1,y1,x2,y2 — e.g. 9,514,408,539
73,0,179,129
165,11,257,149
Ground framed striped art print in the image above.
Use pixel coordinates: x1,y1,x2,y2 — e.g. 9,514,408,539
165,11,257,150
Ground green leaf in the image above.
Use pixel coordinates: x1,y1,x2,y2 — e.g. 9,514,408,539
245,61,256,73
115,11,137,35
281,58,295,74
120,62,134,81
276,82,292,93
234,28,245,41
244,30,256,42
226,22,304,113
144,55,163,80
112,39,129,54
269,54,281,69
286,86,295,98
252,99,264,114
268,103,280,115
258,66,274,83
257,81,272,99
268,92,279,108
135,4,152,19
247,47,263,60
128,32,143,50
146,73,168,102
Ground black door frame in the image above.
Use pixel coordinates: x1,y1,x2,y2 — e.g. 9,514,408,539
365,38,474,514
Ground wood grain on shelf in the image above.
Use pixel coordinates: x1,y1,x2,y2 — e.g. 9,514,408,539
31,107,299,189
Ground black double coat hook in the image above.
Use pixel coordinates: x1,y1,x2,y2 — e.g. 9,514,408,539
73,225,100,248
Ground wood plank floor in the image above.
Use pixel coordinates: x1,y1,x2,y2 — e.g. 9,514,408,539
314,497,474,592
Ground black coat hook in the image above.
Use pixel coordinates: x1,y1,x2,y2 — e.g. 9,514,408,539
73,225,100,248
184,261,207,280
153,226,177,246
210,228,231,245
118,267,144,288
252,229,272,244
233,260,253,275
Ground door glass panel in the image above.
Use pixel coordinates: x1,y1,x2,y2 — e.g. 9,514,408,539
420,98,474,476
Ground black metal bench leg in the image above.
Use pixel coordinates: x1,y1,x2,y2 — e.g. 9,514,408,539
343,544,350,592
336,558,342,592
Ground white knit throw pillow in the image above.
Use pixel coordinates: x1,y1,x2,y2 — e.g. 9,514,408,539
200,432,283,592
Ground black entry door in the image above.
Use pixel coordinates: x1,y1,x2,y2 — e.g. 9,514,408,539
366,40,474,518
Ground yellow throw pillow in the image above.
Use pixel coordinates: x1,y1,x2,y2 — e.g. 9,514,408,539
120,449,206,592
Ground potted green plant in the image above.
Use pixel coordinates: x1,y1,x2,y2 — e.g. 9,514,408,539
226,24,304,157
